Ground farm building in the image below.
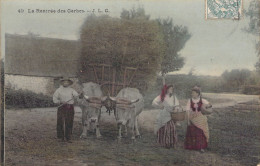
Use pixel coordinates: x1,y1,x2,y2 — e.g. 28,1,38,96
5,14,166,97
5,33,82,96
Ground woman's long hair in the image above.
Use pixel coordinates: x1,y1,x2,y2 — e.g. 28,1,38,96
160,84,174,102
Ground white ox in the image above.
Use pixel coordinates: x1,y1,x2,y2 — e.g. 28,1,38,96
79,82,105,139
110,88,144,140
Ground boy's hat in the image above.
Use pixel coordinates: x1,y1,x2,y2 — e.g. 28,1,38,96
60,77,73,85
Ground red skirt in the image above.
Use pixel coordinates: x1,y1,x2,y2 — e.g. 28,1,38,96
157,120,177,148
184,124,207,150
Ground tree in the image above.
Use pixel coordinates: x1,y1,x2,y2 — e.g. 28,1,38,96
1,60,4,88
121,7,150,20
245,0,260,72
221,69,251,91
188,67,196,76
1,59,4,102
246,71,260,85
157,18,191,84
1,59,4,158
121,7,191,85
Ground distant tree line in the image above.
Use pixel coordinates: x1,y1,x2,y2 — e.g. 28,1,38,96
163,69,260,96
144,68,259,107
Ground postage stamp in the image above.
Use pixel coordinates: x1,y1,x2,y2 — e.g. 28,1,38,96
206,0,243,19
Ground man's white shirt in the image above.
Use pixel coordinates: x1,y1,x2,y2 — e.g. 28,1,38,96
53,86,79,104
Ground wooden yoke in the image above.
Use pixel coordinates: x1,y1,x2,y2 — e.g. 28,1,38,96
85,97,102,104
114,98,139,110
116,103,135,110
84,96,103,108
88,103,102,109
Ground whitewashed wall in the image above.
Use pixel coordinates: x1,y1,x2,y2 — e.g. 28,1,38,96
5,74,52,95
5,74,82,96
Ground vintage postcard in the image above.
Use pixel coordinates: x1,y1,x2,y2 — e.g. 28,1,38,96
1,0,259,165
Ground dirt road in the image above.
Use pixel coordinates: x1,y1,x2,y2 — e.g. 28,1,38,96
5,93,260,166
203,93,259,108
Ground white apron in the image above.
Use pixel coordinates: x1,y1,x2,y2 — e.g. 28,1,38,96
152,94,179,134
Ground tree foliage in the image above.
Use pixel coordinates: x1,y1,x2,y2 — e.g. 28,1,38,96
120,7,150,20
157,18,191,75
1,60,4,108
221,69,251,91
121,7,191,76
245,0,260,36
245,0,260,72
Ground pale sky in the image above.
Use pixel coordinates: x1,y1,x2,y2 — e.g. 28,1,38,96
2,0,259,76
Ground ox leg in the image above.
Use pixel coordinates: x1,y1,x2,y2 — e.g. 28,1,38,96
80,120,88,139
131,121,136,141
96,111,102,138
124,125,128,137
131,127,136,142
117,123,122,139
96,123,102,138
135,117,141,138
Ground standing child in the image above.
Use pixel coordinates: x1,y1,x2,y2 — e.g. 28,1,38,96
53,77,79,143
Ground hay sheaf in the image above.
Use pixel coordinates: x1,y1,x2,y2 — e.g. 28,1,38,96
79,15,166,94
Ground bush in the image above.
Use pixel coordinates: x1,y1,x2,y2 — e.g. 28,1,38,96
5,89,56,108
240,85,260,95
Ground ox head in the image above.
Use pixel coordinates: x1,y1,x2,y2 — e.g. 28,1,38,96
101,95,114,110
108,96,139,125
82,95,107,123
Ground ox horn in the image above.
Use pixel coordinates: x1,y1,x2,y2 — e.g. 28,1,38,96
108,96,117,102
130,99,139,104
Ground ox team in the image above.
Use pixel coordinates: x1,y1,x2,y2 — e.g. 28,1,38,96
53,77,212,152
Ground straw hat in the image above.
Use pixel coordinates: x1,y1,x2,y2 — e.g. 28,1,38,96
60,77,73,85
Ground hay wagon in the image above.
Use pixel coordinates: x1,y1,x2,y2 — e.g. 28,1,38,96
78,15,166,113
79,62,141,115
78,15,165,95
81,63,138,97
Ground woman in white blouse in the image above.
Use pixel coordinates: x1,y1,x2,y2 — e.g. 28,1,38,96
152,84,180,148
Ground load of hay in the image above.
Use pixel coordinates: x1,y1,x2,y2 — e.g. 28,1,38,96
78,15,166,95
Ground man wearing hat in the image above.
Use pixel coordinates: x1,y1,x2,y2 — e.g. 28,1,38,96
53,77,79,143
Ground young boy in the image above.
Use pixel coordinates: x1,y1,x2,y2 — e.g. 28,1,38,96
53,77,79,143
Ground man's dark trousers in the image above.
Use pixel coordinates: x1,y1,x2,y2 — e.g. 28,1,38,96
57,104,75,141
